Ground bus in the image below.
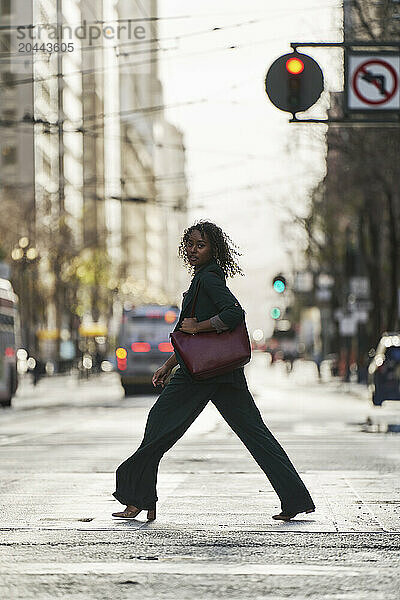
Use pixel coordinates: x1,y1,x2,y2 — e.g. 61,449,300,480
115,304,179,396
0,278,19,407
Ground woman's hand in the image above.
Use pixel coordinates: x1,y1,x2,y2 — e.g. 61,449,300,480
152,364,172,388
179,317,199,334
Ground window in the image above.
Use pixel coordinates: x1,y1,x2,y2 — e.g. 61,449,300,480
3,108,16,120
1,71,14,86
0,33,11,53
38,82,50,105
386,347,400,362
0,314,14,326
42,155,51,177
0,0,11,16
1,145,17,165
39,4,50,22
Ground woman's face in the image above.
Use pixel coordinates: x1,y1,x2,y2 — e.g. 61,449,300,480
186,229,213,268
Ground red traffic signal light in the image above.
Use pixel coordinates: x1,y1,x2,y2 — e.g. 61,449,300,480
286,57,304,75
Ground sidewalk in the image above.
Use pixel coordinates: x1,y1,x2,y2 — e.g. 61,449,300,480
11,372,123,410
326,375,400,432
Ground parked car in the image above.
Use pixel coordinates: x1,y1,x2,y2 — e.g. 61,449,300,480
0,278,20,407
368,332,400,406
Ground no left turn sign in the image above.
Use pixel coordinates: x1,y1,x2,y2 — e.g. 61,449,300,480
347,52,400,111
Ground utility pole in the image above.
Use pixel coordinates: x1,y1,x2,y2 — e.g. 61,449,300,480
343,0,352,43
57,0,64,218
56,0,65,365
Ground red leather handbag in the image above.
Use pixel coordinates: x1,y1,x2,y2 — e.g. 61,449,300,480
170,282,251,380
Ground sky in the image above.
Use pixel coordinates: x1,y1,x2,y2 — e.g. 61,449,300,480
157,0,343,337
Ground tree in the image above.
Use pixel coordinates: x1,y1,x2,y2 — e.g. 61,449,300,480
295,1,400,368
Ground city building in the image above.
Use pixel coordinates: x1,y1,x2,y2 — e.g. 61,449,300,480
0,0,188,360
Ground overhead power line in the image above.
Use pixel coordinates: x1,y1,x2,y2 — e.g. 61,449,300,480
0,16,194,31
0,16,268,59
0,3,341,31
0,6,340,61
0,30,283,90
0,24,340,89
0,15,274,79
0,71,257,125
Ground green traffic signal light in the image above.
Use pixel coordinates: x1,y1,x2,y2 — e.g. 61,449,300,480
271,307,281,319
272,274,286,293
273,279,286,293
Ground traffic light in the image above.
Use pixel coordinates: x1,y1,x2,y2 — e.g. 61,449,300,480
287,58,303,110
270,274,288,321
272,274,287,294
270,307,281,320
265,52,324,116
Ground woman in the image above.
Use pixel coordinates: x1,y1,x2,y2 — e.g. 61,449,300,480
112,221,315,522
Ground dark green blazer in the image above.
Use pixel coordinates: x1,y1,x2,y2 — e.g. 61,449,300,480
172,258,249,388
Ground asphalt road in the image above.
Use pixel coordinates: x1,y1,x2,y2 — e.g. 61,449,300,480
1,354,399,599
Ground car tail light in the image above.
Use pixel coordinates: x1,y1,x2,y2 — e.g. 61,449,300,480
165,311,177,323
158,342,173,352
131,342,151,352
5,347,15,357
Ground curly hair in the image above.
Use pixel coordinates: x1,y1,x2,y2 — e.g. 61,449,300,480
178,220,244,279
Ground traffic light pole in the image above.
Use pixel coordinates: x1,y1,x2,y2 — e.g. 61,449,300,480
290,116,400,126
288,41,400,126
290,42,400,50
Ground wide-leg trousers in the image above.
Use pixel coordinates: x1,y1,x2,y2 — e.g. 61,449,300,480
113,369,315,513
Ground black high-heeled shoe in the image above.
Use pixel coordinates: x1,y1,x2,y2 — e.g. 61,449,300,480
112,506,156,521
272,508,315,521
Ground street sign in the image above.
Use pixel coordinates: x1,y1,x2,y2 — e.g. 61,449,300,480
398,287,400,318
334,309,344,321
0,262,11,279
294,271,313,293
347,52,400,111
316,288,331,301
317,273,334,288
265,52,324,114
350,301,374,312
349,276,370,298
60,340,76,360
353,310,369,324
339,315,358,337
79,323,108,337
